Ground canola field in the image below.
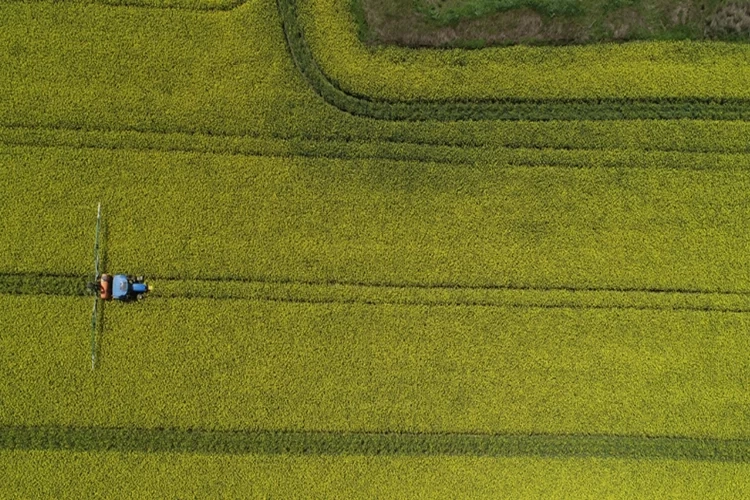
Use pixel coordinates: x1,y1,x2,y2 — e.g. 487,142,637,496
2,0,750,496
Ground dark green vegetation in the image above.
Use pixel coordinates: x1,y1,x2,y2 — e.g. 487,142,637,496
3,427,749,460
355,0,750,47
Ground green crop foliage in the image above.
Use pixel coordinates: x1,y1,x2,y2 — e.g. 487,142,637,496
3,427,750,460
296,0,750,109
0,0,309,136
1,295,749,437
5,143,750,294
2,451,749,499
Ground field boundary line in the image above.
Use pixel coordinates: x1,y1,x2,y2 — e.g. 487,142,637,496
0,426,748,461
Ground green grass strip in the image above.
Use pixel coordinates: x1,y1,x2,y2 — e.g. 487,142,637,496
1,427,748,461
278,0,750,121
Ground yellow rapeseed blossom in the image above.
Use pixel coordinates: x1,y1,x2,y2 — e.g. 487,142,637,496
300,0,750,100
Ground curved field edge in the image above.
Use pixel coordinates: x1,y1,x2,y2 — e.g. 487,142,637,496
9,272,750,313
279,0,750,121
3,452,749,499
304,0,750,102
2,427,749,461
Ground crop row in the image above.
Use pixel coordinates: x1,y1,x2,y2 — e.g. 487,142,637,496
4,450,748,498
2,294,748,437
5,144,750,294
147,277,750,313
297,0,750,107
96,0,245,10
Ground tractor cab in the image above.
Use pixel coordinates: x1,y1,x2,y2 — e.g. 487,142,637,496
99,273,151,301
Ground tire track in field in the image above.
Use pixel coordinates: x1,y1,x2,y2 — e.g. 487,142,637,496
1,426,748,461
6,0,750,122
4,122,750,156
150,276,750,313
5,272,750,314
277,0,750,122
4,125,750,171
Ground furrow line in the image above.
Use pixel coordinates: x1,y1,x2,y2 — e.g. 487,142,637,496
5,127,750,171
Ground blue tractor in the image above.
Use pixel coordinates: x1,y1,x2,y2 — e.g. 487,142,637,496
97,273,151,301
86,204,152,302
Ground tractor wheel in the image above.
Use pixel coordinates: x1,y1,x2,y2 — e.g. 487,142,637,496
136,294,144,301
136,275,144,283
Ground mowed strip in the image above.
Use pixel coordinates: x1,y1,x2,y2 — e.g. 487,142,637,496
1,295,747,438
3,145,750,293
2,427,749,461
2,451,749,499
